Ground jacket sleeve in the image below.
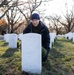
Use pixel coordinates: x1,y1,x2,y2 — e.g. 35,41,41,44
42,26,50,52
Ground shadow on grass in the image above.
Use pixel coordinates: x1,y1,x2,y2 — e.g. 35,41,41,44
50,48,65,59
0,40,8,47
1,42,8,46
54,42,64,48
56,38,72,43
0,64,21,75
1,48,18,58
51,39,65,59
45,38,71,75
0,64,7,75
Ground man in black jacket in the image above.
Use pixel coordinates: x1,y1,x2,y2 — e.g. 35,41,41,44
23,13,50,62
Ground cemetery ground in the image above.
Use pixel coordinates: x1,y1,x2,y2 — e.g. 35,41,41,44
0,38,74,75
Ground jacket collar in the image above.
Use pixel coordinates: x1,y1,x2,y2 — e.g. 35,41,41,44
28,21,45,33
29,21,44,28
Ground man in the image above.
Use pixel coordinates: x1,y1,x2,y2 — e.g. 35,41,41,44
23,13,50,62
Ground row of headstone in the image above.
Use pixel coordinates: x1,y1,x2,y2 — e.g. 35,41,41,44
18,32,56,49
3,32,56,74
49,33,56,49
4,33,42,74
56,34,65,38
64,32,74,42
4,32,56,49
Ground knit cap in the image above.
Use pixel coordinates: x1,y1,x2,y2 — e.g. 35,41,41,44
31,13,40,20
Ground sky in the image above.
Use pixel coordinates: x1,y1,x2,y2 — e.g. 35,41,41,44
1,0,74,18
38,0,74,16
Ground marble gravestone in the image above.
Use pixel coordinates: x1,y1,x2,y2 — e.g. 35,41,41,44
72,33,74,42
4,34,10,43
21,33,42,74
49,33,56,49
8,34,18,48
18,33,23,40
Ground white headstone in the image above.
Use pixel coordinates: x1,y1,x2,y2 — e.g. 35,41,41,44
49,33,56,49
50,42,52,49
8,34,18,48
21,33,42,74
4,34,10,43
50,33,56,43
68,32,73,40
72,33,74,42
65,32,73,40
18,33,23,40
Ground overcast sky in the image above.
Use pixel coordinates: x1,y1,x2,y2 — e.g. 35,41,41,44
42,0,74,16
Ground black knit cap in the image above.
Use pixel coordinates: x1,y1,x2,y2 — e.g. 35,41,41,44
31,13,40,20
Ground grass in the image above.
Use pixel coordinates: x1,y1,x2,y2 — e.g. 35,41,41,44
0,40,21,75
0,38,74,75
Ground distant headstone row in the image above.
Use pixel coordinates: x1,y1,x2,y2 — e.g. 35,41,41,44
4,32,56,49
64,32,74,42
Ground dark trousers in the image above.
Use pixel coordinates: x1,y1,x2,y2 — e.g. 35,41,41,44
42,48,49,62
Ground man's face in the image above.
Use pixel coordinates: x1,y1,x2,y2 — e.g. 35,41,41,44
31,19,39,27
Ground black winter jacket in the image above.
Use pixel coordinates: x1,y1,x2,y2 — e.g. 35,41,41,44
23,21,50,52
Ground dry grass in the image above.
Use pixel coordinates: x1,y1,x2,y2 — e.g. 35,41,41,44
0,38,74,75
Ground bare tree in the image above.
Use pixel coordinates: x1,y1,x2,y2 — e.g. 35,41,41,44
5,0,24,33
0,0,12,19
0,0,9,7
57,5,74,33
0,0,24,19
0,0,26,33
17,0,50,25
0,0,52,33
46,15,62,34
